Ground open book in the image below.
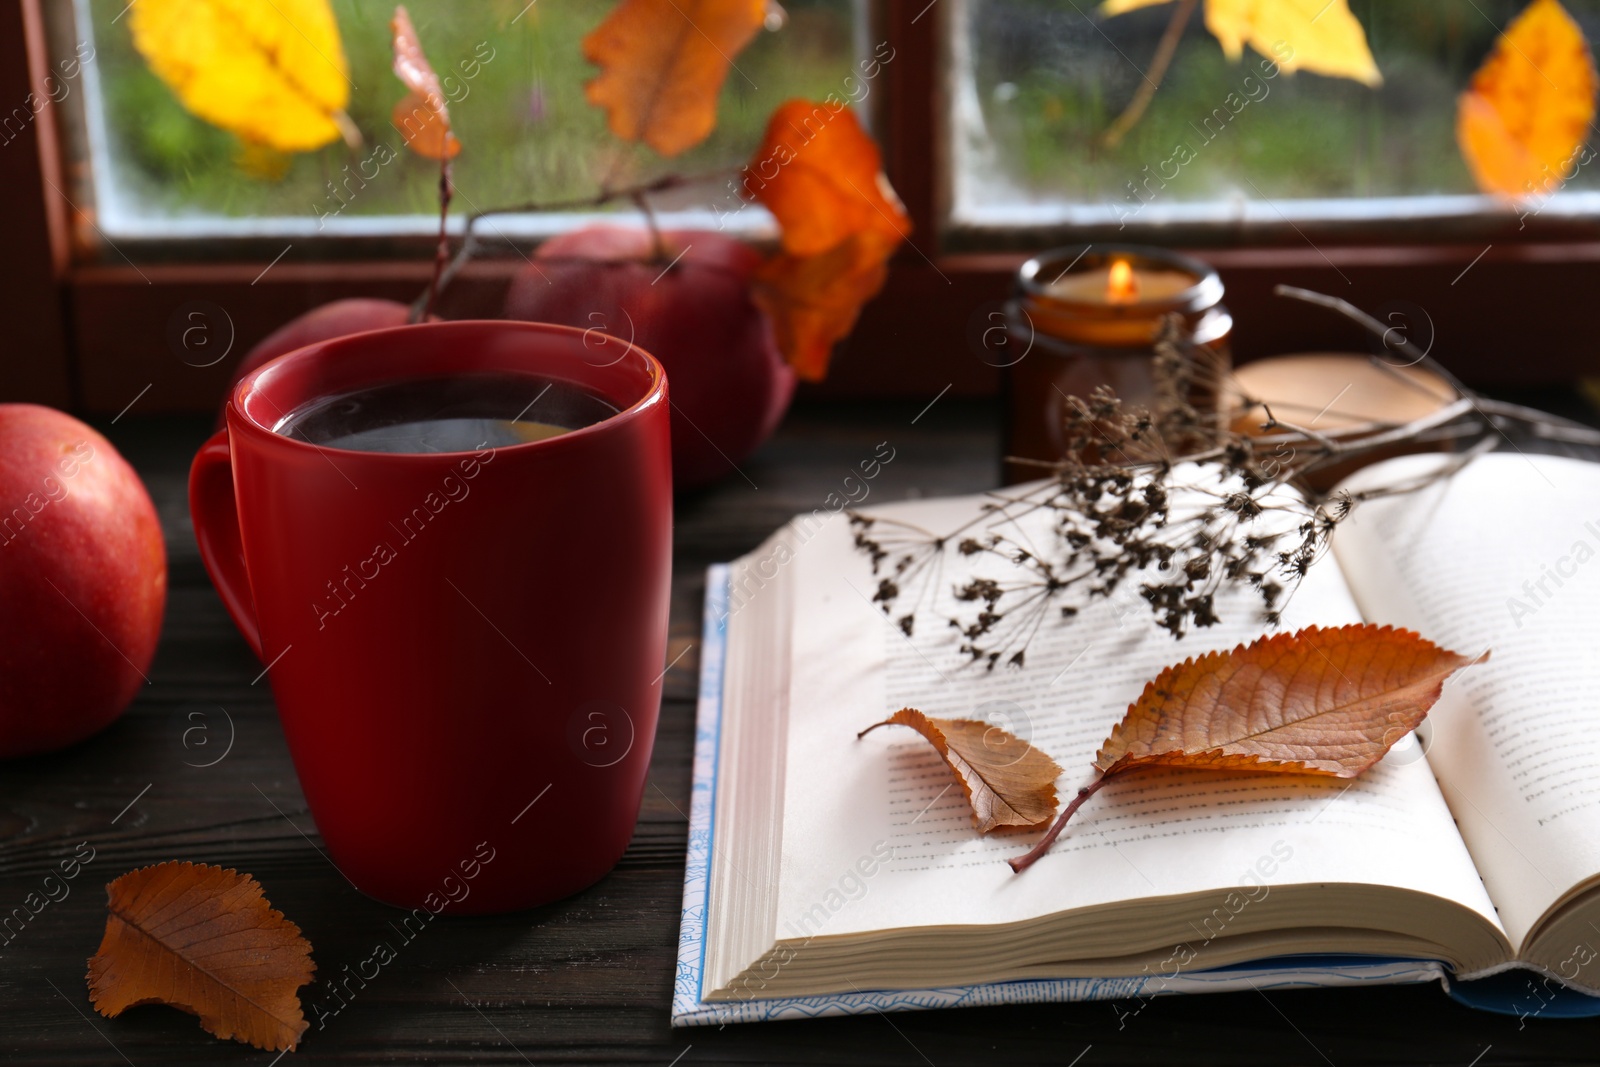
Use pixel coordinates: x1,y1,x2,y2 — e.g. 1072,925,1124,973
672,452,1600,1026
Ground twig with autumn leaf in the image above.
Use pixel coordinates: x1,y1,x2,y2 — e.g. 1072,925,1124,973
384,0,913,385
388,6,460,321
127,0,912,386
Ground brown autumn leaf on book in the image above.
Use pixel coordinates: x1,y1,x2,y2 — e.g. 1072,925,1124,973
87,862,316,1052
1010,624,1483,871
859,708,1063,832
390,5,460,160
746,99,911,380
1457,0,1596,198
583,0,770,157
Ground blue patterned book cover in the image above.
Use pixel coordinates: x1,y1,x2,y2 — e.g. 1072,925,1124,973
670,566,1600,1027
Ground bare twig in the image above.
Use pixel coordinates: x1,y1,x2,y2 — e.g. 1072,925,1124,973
633,189,668,263
1271,285,1471,398
421,155,453,322
1101,0,1199,148
1273,284,1600,450
414,168,744,316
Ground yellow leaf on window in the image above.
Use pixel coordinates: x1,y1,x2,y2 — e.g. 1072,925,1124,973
1101,0,1381,86
1457,0,1597,198
129,0,355,153
1100,0,1175,13
1205,0,1380,84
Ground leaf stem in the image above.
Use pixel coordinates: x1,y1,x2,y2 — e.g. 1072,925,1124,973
1101,0,1199,149
421,155,453,322
1008,771,1116,873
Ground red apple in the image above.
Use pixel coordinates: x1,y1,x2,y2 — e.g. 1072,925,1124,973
503,225,795,488
221,298,414,421
0,406,166,757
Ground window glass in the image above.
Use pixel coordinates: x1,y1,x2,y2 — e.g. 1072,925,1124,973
951,0,1600,233
68,0,860,237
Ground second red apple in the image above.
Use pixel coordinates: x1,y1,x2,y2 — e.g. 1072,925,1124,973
503,225,795,488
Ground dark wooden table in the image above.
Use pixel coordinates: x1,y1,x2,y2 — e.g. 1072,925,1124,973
5,396,1599,1066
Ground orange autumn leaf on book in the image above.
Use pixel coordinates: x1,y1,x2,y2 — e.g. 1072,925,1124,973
1093,625,1476,777
87,862,315,1052
746,100,911,380
1101,0,1381,86
390,6,460,160
129,0,356,153
1009,625,1482,871
860,709,1063,832
583,0,769,157
1457,0,1597,198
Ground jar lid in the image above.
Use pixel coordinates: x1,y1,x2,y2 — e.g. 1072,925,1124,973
1018,244,1224,319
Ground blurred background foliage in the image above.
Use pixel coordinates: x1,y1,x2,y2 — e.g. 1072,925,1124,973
964,0,1600,204
89,0,857,221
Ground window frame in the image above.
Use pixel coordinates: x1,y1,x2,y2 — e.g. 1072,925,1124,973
5,0,1598,416
939,0,1600,253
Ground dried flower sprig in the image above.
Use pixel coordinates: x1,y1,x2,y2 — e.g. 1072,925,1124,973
853,289,1600,665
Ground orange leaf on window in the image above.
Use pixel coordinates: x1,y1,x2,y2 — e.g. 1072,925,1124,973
1457,0,1596,198
745,99,910,380
752,231,897,382
747,99,908,256
583,0,768,157
860,708,1063,832
86,862,316,1052
390,5,460,160
1011,625,1482,871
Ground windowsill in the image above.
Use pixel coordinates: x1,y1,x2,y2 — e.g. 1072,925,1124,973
78,208,781,265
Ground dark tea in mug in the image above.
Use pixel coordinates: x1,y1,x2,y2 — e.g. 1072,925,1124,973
273,372,619,454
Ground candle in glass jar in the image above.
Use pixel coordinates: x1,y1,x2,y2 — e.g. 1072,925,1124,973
1001,245,1233,484
1043,259,1199,308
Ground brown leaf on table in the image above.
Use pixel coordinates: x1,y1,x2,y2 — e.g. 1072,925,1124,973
583,0,768,157
390,5,460,160
1457,0,1596,198
87,862,315,1052
859,708,1063,832
1010,624,1483,871
745,99,910,380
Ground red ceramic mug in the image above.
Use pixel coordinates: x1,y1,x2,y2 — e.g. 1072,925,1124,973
190,320,672,913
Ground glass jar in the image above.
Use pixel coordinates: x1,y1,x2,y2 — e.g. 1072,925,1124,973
1002,245,1232,484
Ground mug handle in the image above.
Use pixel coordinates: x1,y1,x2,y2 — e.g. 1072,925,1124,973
189,429,264,660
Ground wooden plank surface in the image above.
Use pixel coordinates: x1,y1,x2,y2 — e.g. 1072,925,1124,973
2,398,1598,1065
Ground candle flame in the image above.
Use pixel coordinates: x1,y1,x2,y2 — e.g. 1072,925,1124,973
1106,258,1139,305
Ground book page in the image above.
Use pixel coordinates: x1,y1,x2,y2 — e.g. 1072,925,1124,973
1332,452,1600,954
774,479,1501,953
